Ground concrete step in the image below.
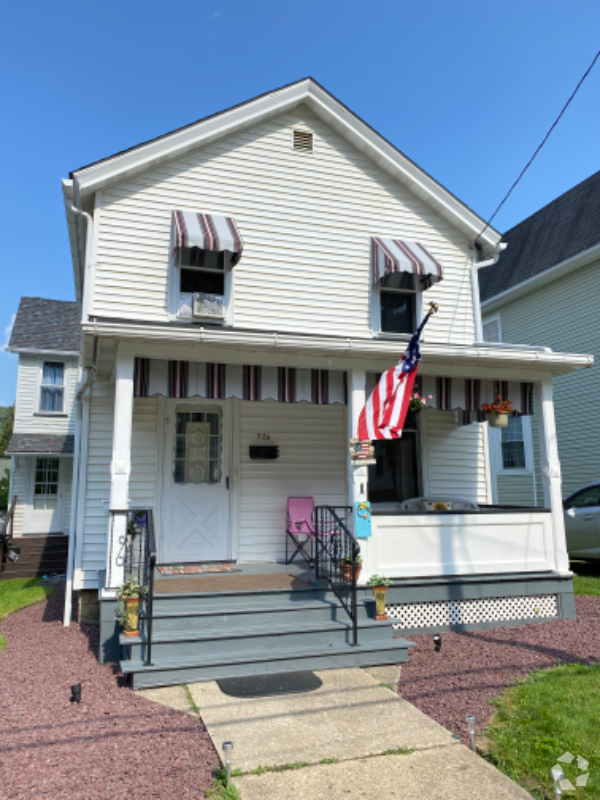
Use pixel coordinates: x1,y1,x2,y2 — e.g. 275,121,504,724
121,616,390,662
147,598,376,635
123,637,415,689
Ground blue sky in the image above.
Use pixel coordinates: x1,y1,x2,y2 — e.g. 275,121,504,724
0,0,599,405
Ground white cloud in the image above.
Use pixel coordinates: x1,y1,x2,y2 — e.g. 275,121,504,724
0,314,15,353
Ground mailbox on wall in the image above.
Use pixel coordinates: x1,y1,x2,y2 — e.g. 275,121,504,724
249,445,280,460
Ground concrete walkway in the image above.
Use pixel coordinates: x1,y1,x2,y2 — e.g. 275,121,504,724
140,667,532,799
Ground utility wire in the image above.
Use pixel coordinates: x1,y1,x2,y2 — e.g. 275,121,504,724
475,48,600,244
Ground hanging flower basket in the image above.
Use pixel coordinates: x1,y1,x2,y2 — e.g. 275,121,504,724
482,397,514,428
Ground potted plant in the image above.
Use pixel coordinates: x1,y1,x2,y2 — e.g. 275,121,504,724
116,579,146,637
366,575,392,621
340,554,363,583
406,391,434,428
482,396,514,428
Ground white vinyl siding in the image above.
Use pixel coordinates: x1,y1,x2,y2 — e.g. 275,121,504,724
492,258,600,501
10,457,28,537
421,411,489,503
13,355,78,434
93,106,476,344
237,400,347,561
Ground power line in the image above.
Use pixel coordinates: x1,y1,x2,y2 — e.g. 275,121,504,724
475,48,600,244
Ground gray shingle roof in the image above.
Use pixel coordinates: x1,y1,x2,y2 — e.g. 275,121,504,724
6,433,75,455
8,298,80,352
480,170,600,303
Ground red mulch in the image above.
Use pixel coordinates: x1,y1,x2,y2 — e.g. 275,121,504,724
398,595,600,744
0,582,219,800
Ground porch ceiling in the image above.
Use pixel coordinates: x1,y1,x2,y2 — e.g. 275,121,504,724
81,321,593,377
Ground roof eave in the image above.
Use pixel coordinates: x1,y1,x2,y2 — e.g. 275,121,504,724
68,78,501,251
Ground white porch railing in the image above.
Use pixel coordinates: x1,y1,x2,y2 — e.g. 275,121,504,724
366,510,554,578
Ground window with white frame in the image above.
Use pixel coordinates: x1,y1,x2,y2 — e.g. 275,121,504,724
40,362,65,412
377,273,416,335
501,416,526,469
482,316,501,343
33,458,60,510
176,248,232,322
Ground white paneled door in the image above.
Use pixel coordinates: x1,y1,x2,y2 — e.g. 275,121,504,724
162,400,230,563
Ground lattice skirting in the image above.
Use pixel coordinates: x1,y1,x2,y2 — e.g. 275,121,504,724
388,594,559,630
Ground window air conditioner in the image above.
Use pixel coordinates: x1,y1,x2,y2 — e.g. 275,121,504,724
192,292,225,320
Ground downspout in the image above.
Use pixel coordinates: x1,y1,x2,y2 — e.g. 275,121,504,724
471,242,507,342
63,340,97,626
63,199,96,626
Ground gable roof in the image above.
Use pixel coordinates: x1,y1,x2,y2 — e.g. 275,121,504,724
65,77,501,252
480,170,600,303
8,297,80,353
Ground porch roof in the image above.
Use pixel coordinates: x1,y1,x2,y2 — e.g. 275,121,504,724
81,320,594,377
6,433,75,456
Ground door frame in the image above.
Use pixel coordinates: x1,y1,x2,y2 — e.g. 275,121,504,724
158,396,236,564
24,455,67,534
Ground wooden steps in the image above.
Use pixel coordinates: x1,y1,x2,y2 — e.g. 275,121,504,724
0,535,68,580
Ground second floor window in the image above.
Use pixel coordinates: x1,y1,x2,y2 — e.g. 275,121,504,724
40,362,64,412
379,274,416,334
178,247,230,321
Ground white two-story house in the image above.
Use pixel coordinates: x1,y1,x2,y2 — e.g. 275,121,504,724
3,298,79,579
59,79,592,686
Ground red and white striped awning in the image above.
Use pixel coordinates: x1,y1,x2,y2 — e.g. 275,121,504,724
134,359,347,405
172,210,244,265
372,238,443,290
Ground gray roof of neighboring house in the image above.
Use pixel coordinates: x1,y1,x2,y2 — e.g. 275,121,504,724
5,433,75,455
480,170,600,303
8,298,80,352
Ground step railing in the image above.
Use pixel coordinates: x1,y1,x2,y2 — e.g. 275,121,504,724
120,509,157,667
314,505,359,646
0,495,17,571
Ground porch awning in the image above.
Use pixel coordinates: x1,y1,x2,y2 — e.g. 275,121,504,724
372,238,443,290
367,373,534,423
134,358,347,405
172,210,244,266
5,433,75,455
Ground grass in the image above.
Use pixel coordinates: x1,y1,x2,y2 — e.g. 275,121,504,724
206,768,241,800
486,663,600,799
183,684,200,715
573,574,600,597
0,578,55,650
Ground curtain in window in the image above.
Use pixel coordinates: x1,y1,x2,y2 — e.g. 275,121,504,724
41,362,64,412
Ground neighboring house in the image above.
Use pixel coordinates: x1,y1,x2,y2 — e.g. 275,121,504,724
480,170,600,507
2,298,79,578
56,78,592,684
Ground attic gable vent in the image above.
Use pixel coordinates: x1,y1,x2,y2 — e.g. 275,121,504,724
293,130,313,152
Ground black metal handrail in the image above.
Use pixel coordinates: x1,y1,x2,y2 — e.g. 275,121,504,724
314,505,359,646
121,509,156,667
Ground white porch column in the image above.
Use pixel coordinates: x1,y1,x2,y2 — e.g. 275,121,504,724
347,369,368,508
106,347,135,589
535,378,569,573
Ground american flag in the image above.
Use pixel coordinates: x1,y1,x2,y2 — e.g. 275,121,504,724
358,312,433,440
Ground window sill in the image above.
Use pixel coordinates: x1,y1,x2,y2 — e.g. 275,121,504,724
496,469,533,476
34,412,68,418
372,331,412,340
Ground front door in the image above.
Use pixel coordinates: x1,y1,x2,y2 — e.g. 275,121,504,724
162,401,230,563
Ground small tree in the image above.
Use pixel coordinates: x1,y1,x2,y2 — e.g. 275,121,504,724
0,468,9,512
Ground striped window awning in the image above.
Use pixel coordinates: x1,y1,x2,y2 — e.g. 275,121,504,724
372,238,443,290
134,359,347,405
367,373,534,424
172,210,244,266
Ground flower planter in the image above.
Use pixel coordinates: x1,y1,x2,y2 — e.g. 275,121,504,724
372,586,388,621
487,411,509,428
123,597,142,637
341,564,362,583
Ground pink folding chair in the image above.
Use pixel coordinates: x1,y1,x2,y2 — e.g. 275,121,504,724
286,497,317,566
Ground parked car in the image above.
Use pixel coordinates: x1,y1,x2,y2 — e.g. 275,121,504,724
564,482,600,561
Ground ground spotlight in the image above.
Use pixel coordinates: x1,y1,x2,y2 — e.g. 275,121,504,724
222,741,234,786
70,683,82,704
433,634,441,653
465,714,476,752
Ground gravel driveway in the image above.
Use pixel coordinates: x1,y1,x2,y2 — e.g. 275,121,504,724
0,582,218,800
399,595,600,743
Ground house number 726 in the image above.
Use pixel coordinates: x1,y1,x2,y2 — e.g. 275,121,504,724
256,433,271,440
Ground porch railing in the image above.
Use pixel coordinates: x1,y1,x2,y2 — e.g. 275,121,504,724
314,505,359,646
115,509,157,667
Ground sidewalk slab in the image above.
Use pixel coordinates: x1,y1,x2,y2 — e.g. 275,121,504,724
187,668,456,771
235,747,533,800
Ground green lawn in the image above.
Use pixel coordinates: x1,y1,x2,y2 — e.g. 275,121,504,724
487,663,600,799
0,578,55,650
573,569,600,597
